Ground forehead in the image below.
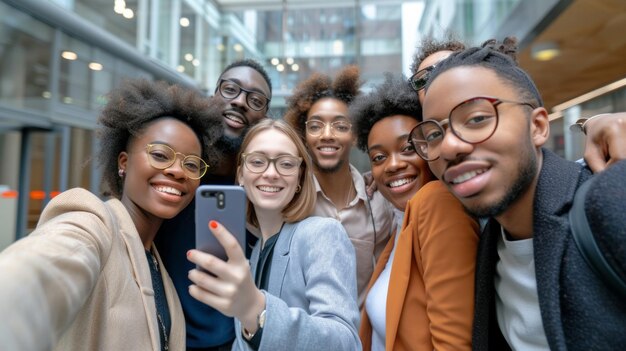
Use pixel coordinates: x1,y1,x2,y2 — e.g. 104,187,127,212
423,66,514,120
307,98,349,119
418,50,454,71
220,66,270,96
135,118,201,152
246,128,298,155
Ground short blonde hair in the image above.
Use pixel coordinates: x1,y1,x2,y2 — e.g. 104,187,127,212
236,119,316,227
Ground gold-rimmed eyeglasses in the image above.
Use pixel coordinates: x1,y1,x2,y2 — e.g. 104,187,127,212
241,152,302,176
145,143,208,179
304,120,352,137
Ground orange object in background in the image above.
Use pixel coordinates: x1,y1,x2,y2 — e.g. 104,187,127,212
0,190,18,198
0,190,61,199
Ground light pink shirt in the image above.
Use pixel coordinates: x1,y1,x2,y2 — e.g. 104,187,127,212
313,164,394,305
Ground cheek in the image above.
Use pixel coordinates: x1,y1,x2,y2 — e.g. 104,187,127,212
428,160,445,179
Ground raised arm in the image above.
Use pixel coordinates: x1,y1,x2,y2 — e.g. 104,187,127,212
573,112,626,172
0,189,114,350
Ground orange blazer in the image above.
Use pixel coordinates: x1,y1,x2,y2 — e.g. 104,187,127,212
360,181,479,351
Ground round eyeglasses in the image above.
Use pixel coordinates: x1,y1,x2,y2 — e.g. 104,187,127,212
217,79,270,111
241,152,302,176
145,143,208,179
304,120,352,137
408,64,436,92
408,96,535,161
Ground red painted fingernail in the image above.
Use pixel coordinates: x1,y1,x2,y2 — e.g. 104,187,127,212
186,250,192,257
210,220,218,229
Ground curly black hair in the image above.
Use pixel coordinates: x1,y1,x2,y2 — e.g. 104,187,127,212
284,65,361,140
350,73,422,152
410,34,466,74
219,58,273,97
97,78,224,197
426,36,543,107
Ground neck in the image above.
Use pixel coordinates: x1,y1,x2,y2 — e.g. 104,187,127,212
495,169,541,241
314,163,355,209
255,207,284,244
121,198,163,250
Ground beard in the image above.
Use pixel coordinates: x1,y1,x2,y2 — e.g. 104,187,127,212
313,157,345,174
465,139,538,218
215,132,245,155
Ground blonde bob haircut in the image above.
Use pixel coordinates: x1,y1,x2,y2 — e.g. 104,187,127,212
236,119,316,228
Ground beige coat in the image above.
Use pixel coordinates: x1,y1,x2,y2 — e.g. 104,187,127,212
0,188,185,350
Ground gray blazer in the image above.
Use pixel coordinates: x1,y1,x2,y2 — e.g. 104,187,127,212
233,216,362,351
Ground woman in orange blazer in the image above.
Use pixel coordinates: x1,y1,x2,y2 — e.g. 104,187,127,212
350,74,479,350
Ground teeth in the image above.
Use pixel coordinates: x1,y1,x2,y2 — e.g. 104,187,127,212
258,186,281,193
388,177,415,188
452,169,486,184
154,186,182,196
320,147,338,152
224,113,245,124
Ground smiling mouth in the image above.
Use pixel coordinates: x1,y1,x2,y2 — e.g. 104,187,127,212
319,146,339,152
224,113,247,126
154,185,183,196
387,177,416,188
450,169,487,184
258,186,282,193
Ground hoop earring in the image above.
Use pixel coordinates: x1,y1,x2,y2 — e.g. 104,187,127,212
118,169,125,178
295,184,301,193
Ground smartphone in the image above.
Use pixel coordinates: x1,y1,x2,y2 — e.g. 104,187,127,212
195,185,247,261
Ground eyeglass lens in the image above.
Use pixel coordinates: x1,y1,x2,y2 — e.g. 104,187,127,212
305,120,352,137
243,153,301,176
219,80,268,111
410,97,500,160
146,143,207,179
409,65,434,91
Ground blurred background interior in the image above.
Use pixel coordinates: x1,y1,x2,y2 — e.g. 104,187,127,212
1,0,625,246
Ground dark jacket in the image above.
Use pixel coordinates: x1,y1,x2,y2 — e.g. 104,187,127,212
472,149,626,351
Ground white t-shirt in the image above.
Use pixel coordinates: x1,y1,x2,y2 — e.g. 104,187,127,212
495,229,549,350
365,209,404,351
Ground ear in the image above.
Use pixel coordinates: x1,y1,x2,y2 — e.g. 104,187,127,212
237,166,244,187
118,151,128,172
529,107,550,147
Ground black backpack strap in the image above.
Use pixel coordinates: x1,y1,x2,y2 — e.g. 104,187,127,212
569,178,626,296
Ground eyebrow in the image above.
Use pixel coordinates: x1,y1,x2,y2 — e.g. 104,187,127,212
308,115,349,121
150,141,202,157
247,151,299,158
221,78,268,97
368,133,411,151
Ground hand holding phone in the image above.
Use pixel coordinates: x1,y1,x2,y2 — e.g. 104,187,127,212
195,185,246,261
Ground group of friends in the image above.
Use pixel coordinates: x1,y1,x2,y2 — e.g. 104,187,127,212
1,35,625,351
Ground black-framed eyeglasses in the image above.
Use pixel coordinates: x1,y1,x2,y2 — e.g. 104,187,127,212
408,64,436,92
145,143,208,179
217,79,270,111
241,152,302,176
408,96,536,161
304,120,352,137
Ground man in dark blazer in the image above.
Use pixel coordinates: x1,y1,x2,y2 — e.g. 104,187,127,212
415,44,626,350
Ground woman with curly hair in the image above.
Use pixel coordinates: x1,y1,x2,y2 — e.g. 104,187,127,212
284,65,395,306
350,73,479,351
0,79,223,351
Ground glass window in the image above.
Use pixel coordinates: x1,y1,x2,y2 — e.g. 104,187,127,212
0,3,53,112
74,0,139,47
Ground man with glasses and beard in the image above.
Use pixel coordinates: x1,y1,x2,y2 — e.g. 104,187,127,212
155,59,272,351
412,40,626,350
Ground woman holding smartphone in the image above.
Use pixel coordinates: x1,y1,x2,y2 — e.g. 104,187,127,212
187,119,361,351
0,79,222,351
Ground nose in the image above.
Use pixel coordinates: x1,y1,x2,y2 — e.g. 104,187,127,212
320,123,334,139
230,91,248,109
439,129,474,162
385,153,407,173
164,160,188,179
262,161,280,178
